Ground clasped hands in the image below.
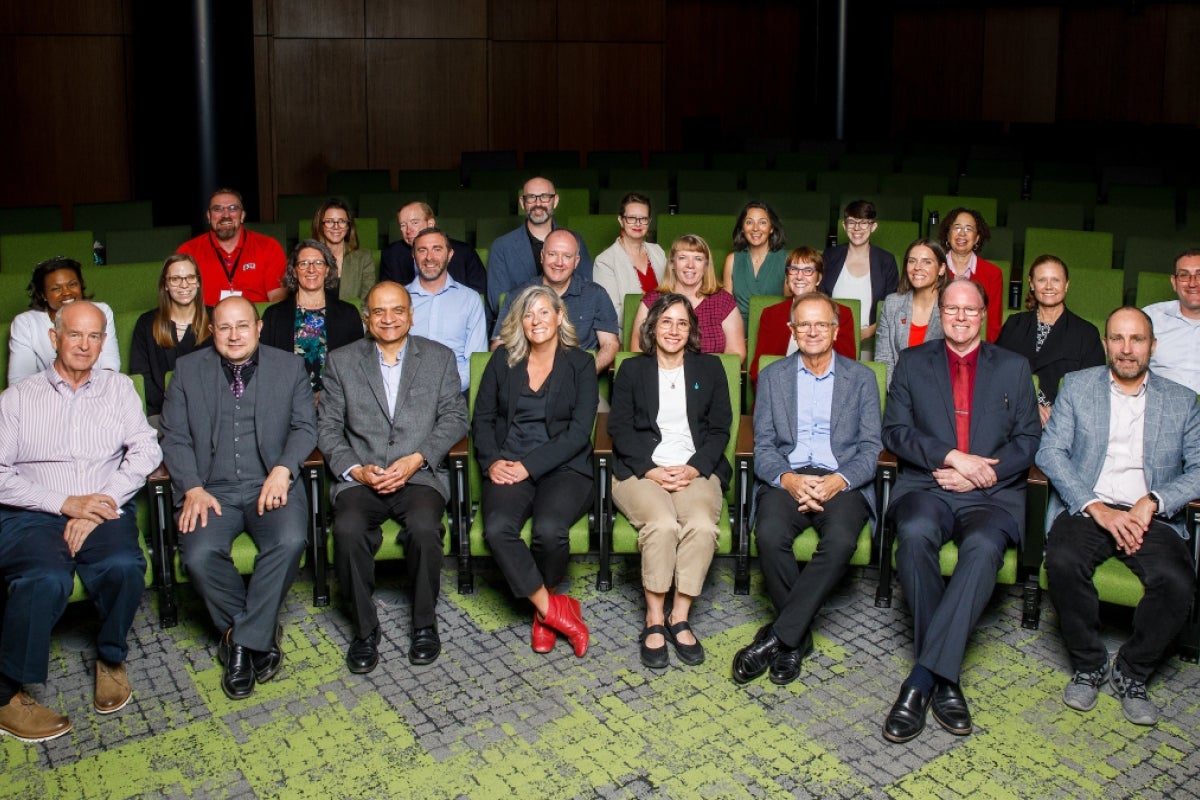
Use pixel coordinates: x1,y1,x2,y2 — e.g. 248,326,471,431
781,472,847,512
1087,497,1155,555
932,450,999,493
645,464,700,493
487,459,530,485
353,453,425,495
60,493,120,556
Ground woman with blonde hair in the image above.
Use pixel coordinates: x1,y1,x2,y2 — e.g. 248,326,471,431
473,285,598,657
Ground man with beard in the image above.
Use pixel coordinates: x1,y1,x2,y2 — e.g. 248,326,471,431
380,201,487,297
1144,248,1200,394
178,188,287,306
881,278,1040,744
406,228,488,393
1037,306,1200,726
485,177,592,319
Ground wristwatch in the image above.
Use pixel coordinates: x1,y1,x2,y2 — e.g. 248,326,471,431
1147,494,1161,514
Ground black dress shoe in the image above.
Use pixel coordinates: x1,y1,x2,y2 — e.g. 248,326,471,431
883,685,931,743
251,625,284,683
732,625,781,684
769,630,814,686
346,628,381,674
222,643,256,700
931,681,972,735
409,625,441,665
217,628,232,666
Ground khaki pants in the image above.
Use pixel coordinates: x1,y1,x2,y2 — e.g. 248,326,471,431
612,474,722,596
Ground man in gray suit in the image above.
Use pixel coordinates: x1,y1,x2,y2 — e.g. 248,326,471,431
161,296,317,700
731,292,882,685
1037,306,1200,725
318,282,468,673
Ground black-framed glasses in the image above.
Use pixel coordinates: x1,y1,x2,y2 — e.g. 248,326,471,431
521,193,555,204
209,204,242,214
785,265,817,276
621,215,650,226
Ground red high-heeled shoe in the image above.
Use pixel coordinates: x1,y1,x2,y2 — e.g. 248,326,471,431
540,593,589,657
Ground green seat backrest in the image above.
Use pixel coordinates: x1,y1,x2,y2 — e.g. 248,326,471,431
105,226,192,265
779,218,829,251
1136,271,1177,307
555,188,592,224
1024,227,1113,272
437,189,512,222
622,293,644,351
676,190,749,216
0,205,63,235
829,297,861,358
747,294,785,368
114,309,144,371
677,169,739,193
276,194,328,227
326,169,391,201
0,230,94,273
87,262,164,314
1064,269,1124,330
244,222,287,251
753,191,831,221
655,214,734,261
569,214,622,260
836,219,918,266
73,201,154,246
1005,201,1086,246
474,215,523,251
745,170,809,194
955,177,1022,223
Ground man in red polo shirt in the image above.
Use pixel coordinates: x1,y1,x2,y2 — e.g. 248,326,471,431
178,188,287,306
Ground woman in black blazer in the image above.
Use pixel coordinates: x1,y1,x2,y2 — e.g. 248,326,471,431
819,199,899,346
473,285,598,658
261,239,364,399
609,293,732,670
996,254,1105,427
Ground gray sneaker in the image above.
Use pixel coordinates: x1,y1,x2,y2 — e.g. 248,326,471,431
1063,659,1108,712
1109,660,1158,725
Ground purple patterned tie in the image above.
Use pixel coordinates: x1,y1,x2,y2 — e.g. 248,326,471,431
230,363,245,399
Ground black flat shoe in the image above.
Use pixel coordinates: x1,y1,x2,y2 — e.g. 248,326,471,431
666,620,705,666
222,643,256,700
409,625,441,665
251,625,283,683
732,625,780,684
639,624,670,670
931,681,972,735
346,628,381,674
883,685,931,743
769,630,814,686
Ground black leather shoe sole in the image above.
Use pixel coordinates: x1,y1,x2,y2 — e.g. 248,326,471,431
931,682,973,735
731,625,779,684
882,686,930,743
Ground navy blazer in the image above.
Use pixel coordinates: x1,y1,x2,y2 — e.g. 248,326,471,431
819,244,899,326
883,339,1042,542
608,352,732,490
472,345,598,480
995,308,1105,404
1037,367,1200,538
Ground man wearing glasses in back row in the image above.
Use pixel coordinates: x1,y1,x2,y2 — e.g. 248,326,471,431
1143,248,1200,395
178,188,287,306
880,278,1041,744
485,177,593,319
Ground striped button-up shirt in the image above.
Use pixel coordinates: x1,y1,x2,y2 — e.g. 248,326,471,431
0,367,162,515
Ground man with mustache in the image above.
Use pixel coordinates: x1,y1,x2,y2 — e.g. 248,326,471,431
178,188,287,306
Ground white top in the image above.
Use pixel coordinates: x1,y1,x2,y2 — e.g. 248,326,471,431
1144,300,1200,394
1091,375,1148,507
830,268,872,331
651,366,695,466
8,303,121,386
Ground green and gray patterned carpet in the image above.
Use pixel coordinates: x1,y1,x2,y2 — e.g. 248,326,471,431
4,558,1199,799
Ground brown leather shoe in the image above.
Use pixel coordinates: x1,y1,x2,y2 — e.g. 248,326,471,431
95,661,132,714
0,692,72,743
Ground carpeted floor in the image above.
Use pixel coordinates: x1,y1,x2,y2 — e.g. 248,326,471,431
4,557,1199,799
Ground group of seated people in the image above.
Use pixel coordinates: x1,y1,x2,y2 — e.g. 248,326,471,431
2,182,1199,754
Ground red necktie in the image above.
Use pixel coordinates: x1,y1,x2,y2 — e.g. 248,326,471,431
953,358,970,453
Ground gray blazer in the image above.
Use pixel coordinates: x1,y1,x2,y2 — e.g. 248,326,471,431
1036,366,1200,539
754,352,883,519
875,291,944,387
317,336,468,502
160,345,318,499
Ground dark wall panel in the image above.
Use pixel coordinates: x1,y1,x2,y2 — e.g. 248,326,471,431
557,43,664,153
1164,4,1200,128
891,9,984,133
368,39,489,171
491,42,560,153
1059,6,1166,124
366,0,487,39
492,0,556,41
270,0,364,38
0,0,126,35
558,0,663,42
981,7,1059,124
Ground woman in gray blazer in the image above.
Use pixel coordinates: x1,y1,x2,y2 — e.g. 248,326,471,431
875,239,948,386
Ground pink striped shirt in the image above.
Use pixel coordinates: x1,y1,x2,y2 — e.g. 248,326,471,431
0,367,161,515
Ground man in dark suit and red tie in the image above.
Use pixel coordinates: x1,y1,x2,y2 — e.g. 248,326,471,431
880,278,1041,743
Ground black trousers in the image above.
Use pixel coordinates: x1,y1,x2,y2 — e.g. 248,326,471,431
891,491,1019,684
332,483,447,638
755,484,869,649
1045,508,1195,681
482,468,592,598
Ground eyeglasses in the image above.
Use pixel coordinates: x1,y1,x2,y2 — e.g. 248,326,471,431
1175,271,1200,284
785,265,817,276
167,275,199,287
296,259,328,270
940,305,984,317
621,215,650,226
844,218,873,230
322,218,349,229
789,321,835,332
951,224,977,234
521,193,556,204
209,204,242,214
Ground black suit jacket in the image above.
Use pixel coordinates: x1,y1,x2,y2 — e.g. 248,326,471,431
608,352,732,490
472,346,597,480
995,308,1105,404
259,295,364,355
883,339,1041,541
819,243,899,326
